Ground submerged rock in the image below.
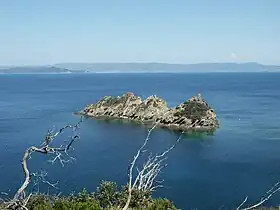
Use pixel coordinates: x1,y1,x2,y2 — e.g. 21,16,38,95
80,92,219,131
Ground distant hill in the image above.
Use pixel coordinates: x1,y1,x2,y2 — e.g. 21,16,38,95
54,62,280,73
0,63,280,73
0,66,82,74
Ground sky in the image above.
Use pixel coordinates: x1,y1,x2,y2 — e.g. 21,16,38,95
0,0,279,66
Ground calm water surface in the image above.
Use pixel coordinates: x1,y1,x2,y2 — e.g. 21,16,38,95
0,73,280,209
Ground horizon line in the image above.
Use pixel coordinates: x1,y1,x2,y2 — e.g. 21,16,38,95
1,61,279,67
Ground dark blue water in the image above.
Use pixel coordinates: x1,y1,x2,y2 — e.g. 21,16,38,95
1,73,280,209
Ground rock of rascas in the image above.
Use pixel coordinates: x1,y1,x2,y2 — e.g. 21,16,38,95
80,92,219,131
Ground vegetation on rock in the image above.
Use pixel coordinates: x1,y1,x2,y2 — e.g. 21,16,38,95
80,92,219,132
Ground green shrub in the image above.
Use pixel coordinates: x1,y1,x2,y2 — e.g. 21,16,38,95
93,181,120,208
53,199,102,210
26,195,52,210
118,185,152,209
0,183,177,210
75,188,92,202
180,101,208,120
147,198,177,210
24,190,102,210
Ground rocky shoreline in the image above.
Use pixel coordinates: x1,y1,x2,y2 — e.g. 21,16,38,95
79,92,219,132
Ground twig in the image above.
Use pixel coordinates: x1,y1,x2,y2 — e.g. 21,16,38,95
237,182,280,210
122,123,182,210
5,117,83,210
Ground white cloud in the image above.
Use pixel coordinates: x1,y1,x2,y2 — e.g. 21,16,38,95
231,52,237,60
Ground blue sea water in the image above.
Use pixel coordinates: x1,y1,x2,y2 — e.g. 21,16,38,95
0,73,280,209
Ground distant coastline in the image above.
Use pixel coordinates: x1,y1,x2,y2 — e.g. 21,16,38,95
0,62,280,74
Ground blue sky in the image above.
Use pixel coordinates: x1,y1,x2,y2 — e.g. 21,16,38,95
0,0,279,65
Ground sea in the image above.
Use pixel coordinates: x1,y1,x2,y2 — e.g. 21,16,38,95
0,72,280,209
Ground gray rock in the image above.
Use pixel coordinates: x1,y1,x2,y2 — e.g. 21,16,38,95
80,92,219,131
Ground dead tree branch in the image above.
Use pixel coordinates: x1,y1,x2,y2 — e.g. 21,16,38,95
237,182,280,210
123,124,183,210
5,117,83,210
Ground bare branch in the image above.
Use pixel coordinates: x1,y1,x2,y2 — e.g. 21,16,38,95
31,171,59,190
122,124,182,210
237,182,280,210
122,124,158,210
5,117,83,210
237,196,248,210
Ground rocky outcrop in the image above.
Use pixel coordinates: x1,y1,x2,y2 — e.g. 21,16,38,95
80,92,219,131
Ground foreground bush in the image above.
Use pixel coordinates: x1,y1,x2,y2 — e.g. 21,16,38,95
0,181,177,210
24,197,176,210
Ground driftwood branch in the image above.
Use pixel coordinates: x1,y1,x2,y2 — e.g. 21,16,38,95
237,182,280,210
123,124,182,210
5,117,83,210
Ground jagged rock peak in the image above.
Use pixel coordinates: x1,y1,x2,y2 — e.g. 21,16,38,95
81,92,219,132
